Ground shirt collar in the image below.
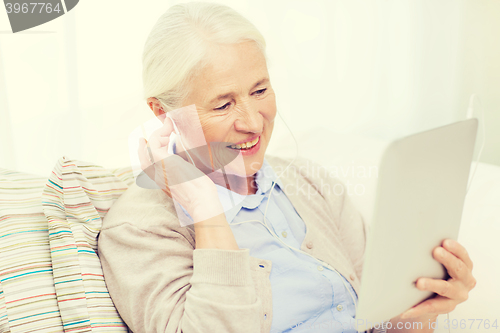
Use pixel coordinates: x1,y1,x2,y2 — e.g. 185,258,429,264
170,137,283,224
254,158,284,194
216,158,284,224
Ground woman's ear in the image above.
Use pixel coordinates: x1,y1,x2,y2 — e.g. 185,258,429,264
147,97,165,117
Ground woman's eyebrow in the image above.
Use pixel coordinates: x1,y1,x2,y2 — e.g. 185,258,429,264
208,78,270,104
209,93,233,104
251,77,269,90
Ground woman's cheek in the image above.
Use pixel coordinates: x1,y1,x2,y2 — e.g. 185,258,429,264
262,94,277,121
199,116,231,142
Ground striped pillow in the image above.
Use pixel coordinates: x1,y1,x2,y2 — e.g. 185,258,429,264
0,156,134,332
41,156,134,332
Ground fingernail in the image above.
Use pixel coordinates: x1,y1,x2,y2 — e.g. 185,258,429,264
445,239,453,248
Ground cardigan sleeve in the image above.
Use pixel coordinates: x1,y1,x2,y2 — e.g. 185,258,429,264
97,221,262,333
336,186,369,283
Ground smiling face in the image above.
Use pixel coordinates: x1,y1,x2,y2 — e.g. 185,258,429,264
181,41,277,180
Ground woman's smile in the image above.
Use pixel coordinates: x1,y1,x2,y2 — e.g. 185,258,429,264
227,135,261,156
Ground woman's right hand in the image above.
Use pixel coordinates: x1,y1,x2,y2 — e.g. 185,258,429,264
137,115,225,224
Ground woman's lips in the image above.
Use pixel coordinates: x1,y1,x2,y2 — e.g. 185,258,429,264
228,135,261,156
231,134,260,146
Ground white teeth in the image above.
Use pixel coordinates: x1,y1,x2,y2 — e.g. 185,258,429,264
230,137,259,149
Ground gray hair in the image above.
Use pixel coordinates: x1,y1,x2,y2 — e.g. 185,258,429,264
142,2,267,112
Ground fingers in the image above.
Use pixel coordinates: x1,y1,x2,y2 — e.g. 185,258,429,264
401,295,456,319
415,278,468,302
146,133,171,163
432,245,472,282
158,136,169,146
442,239,474,271
149,126,171,150
145,115,174,154
160,115,175,137
169,104,208,148
400,241,476,320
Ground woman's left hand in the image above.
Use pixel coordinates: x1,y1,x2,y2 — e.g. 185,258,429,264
400,239,477,319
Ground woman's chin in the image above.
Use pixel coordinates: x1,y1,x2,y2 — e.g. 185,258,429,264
218,159,260,177
220,167,256,178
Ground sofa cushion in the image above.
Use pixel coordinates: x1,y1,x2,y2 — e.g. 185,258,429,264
41,156,134,332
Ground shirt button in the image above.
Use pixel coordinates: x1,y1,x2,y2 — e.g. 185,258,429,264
281,231,287,238
306,241,313,249
350,274,356,281
337,304,344,312
317,265,324,271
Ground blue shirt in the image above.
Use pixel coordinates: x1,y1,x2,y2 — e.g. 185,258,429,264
170,138,359,333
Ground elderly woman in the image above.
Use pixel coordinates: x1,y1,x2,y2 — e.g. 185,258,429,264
97,2,476,333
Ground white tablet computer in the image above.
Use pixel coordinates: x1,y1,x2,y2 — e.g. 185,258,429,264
354,118,478,332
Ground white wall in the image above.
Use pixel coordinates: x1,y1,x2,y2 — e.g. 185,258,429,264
0,0,498,177
456,0,500,166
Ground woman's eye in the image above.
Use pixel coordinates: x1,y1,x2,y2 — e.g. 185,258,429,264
254,88,267,95
215,102,230,111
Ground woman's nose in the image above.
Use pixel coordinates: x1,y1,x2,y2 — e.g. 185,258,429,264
233,102,263,133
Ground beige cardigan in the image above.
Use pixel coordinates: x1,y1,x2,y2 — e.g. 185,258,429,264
97,155,380,333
